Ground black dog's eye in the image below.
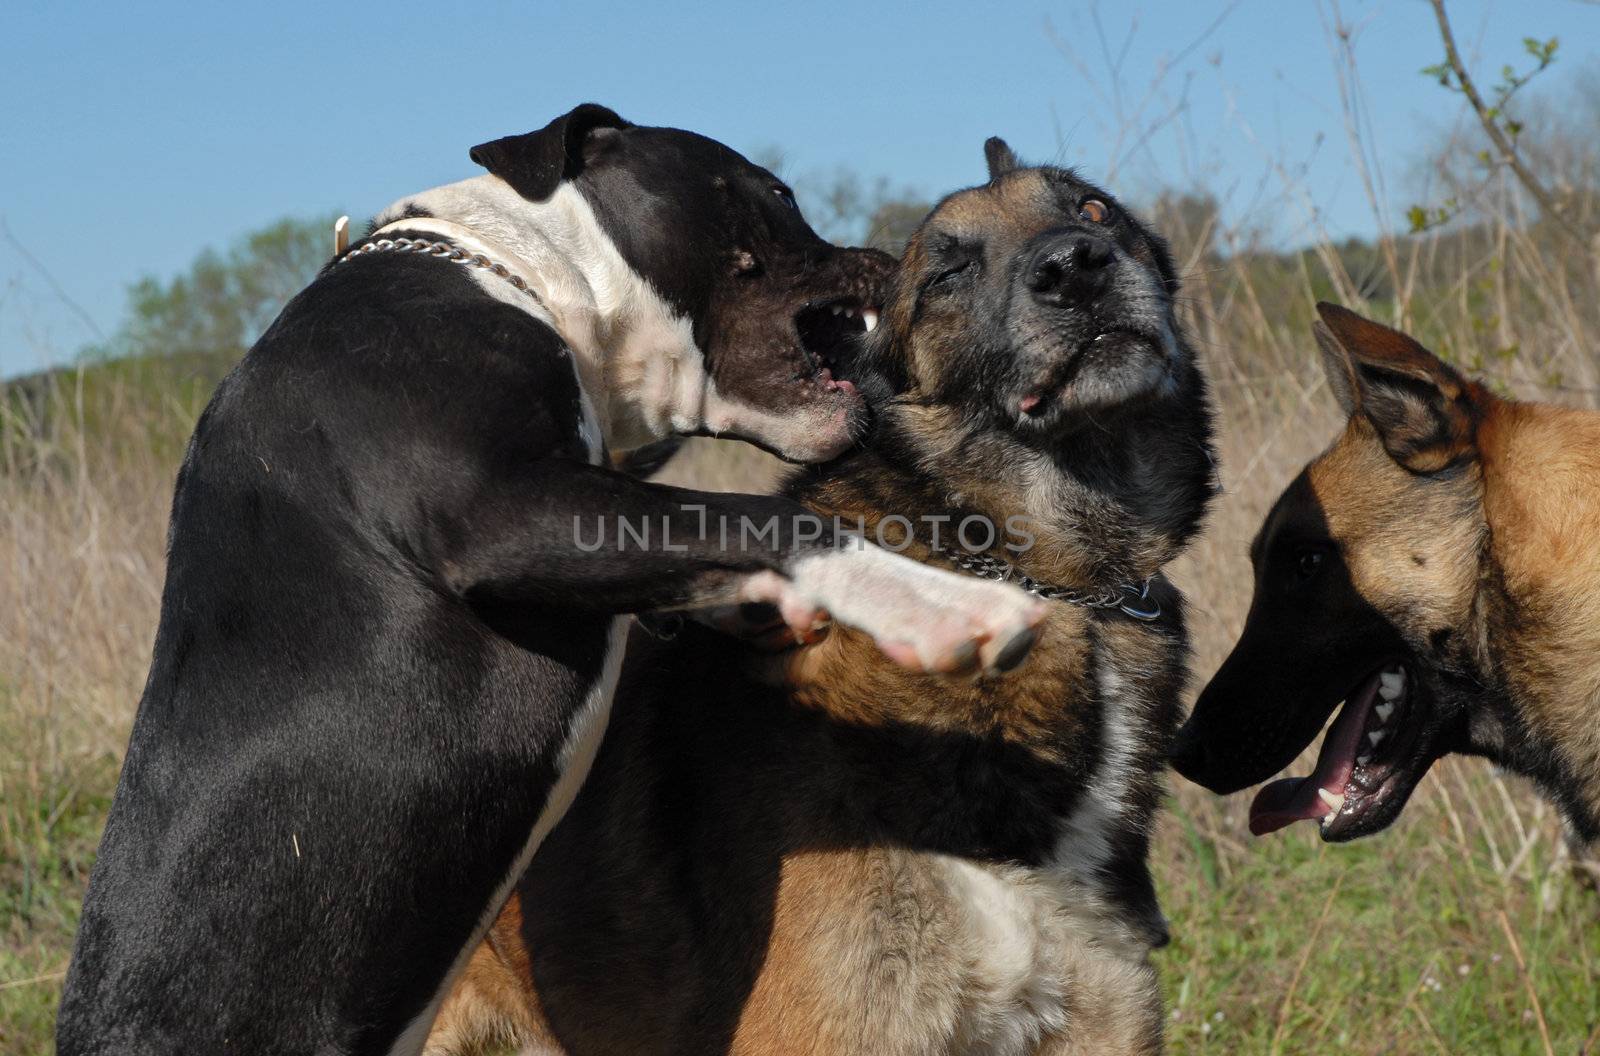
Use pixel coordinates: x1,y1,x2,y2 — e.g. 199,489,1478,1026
1078,198,1112,224
772,185,799,211
1293,547,1326,583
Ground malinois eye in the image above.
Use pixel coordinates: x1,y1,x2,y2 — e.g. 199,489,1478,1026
772,185,799,211
1294,548,1326,583
1078,198,1112,224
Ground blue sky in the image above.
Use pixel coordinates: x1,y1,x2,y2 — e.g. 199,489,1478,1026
3,0,1596,375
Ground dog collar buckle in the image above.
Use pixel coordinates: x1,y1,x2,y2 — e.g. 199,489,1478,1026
1112,580,1162,622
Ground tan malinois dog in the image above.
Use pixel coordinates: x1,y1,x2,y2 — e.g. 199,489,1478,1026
1174,302,1600,852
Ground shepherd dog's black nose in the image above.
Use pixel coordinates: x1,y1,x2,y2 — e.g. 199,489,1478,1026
1026,233,1114,307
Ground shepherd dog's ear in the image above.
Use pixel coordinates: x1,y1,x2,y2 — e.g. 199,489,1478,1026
1314,302,1481,474
984,137,1019,181
470,103,631,202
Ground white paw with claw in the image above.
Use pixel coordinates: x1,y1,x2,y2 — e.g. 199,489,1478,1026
743,546,1047,675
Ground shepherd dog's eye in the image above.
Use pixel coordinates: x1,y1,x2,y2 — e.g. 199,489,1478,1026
929,259,976,288
772,186,799,211
916,239,983,305
1078,198,1112,224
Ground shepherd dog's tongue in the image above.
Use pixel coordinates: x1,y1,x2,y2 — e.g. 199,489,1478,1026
1247,674,1382,836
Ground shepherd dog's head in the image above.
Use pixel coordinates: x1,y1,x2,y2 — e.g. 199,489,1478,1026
839,139,1215,586
1173,304,1600,845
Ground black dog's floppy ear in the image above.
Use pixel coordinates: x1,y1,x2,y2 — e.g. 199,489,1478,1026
1314,302,1479,474
984,137,1019,181
470,103,631,202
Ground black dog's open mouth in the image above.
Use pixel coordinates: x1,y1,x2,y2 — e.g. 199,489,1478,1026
794,297,880,401
1249,661,1435,841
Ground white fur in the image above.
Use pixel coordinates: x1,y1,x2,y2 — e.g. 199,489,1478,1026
911,656,1152,1055
940,858,1071,1054
782,544,1044,669
391,617,629,1056
1049,659,1142,888
370,181,654,1054
929,846,1160,1055
375,177,704,453
373,176,852,461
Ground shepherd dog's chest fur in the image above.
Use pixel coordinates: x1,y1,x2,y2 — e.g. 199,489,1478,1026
722,473,1188,1055
431,582,1183,1056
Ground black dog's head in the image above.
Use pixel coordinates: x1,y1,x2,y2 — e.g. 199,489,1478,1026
470,104,891,462
843,140,1213,582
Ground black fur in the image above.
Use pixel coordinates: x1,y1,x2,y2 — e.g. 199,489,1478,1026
469,103,630,202
57,111,887,1056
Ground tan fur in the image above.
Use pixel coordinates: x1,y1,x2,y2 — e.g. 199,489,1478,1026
1307,417,1487,654
1207,305,1600,848
727,847,1160,1056
1305,385,1600,833
425,595,1168,1056
1478,401,1600,827
423,896,560,1056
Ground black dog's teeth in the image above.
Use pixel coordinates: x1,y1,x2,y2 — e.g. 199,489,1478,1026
823,300,880,334
794,299,882,383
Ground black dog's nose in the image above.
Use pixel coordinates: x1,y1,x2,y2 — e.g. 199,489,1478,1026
1026,234,1114,306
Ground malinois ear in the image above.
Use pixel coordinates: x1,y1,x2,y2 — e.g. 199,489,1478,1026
984,137,1020,181
1314,302,1478,474
470,103,631,202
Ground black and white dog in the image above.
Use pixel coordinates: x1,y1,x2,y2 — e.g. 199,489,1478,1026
57,105,1044,1055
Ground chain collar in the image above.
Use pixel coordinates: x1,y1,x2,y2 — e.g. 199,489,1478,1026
932,544,1162,621
336,234,545,307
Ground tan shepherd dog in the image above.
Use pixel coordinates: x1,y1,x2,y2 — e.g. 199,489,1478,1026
424,140,1216,1056
1174,303,1600,852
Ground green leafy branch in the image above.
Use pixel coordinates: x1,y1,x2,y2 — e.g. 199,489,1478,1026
1415,1,1583,248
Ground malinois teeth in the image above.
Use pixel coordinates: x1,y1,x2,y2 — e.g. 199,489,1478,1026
1379,670,1404,699
1375,701,1395,723
1368,730,1387,748
1317,787,1346,813
861,308,879,332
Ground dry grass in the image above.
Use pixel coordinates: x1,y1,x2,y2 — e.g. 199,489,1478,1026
0,361,209,1054
1147,198,1600,1052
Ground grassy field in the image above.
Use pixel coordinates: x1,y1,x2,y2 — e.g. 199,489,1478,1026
4,280,1600,1056
5,115,1600,1056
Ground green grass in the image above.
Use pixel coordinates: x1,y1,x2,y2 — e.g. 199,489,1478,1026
1155,791,1600,1054
1,760,1593,1054
0,705,116,1056
3,340,1598,1054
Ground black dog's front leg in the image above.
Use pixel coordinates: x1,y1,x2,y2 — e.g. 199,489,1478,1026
433,457,1044,674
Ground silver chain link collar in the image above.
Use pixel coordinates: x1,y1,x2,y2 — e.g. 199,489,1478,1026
932,544,1162,621
337,235,544,306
